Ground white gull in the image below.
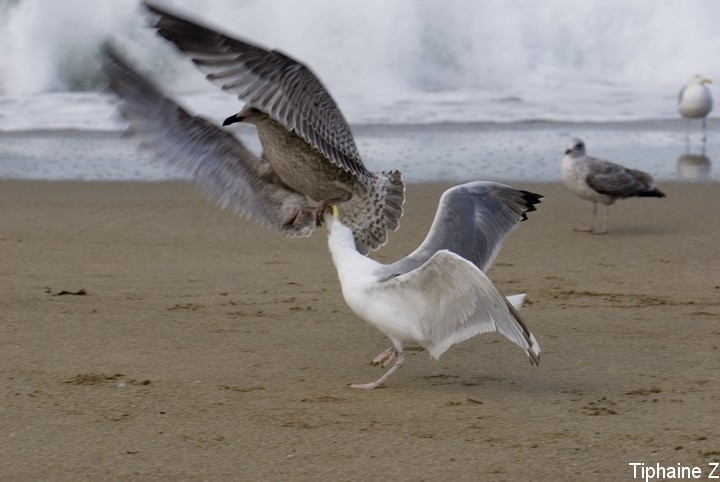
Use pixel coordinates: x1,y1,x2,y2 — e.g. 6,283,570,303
326,182,542,389
678,75,713,141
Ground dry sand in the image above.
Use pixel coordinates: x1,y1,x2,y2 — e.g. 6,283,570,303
1,180,719,481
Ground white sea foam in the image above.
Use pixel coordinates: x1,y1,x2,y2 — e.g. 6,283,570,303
1,0,719,128
0,0,717,182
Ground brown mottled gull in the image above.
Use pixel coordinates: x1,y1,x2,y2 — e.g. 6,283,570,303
326,182,542,389
103,44,318,236
561,138,665,234
143,1,405,254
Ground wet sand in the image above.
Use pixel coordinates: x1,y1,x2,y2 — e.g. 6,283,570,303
1,180,719,480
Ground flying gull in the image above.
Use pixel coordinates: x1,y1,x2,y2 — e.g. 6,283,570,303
142,1,404,254
102,44,326,236
326,181,542,389
678,75,713,141
561,138,665,234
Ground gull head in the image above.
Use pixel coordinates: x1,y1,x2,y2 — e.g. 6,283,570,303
688,75,712,86
326,205,356,250
223,104,267,126
325,204,340,234
564,137,586,157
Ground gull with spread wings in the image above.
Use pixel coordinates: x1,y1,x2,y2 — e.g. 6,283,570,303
140,1,404,253
326,182,542,389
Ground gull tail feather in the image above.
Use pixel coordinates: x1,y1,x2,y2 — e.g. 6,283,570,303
636,188,666,198
342,170,405,254
506,293,526,310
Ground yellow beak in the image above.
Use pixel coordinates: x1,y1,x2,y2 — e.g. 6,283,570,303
704,78,713,84
331,204,339,220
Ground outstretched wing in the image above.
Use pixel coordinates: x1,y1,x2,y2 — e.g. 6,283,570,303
143,1,372,181
102,43,316,236
382,181,542,276
380,250,540,363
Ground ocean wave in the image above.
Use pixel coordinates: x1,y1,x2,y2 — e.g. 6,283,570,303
0,0,717,125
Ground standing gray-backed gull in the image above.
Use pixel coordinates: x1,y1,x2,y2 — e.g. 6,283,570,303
326,182,542,389
142,1,404,254
561,138,665,234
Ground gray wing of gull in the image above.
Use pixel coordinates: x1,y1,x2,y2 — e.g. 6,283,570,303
379,181,542,278
584,157,654,197
377,250,540,364
678,86,686,104
143,1,373,181
102,43,316,237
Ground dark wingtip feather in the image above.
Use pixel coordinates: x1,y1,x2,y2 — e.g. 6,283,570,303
637,188,666,198
518,190,544,221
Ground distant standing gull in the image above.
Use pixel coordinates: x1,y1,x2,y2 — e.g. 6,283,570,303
142,1,404,254
326,182,542,389
678,75,713,141
561,138,665,234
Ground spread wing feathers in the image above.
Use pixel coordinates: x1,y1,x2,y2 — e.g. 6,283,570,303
379,250,540,364
102,43,316,236
143,1,372,181
584,158,656,198
385,181,542,276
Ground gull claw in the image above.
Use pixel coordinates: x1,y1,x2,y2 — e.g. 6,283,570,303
349,382,386,390
370,347,397,367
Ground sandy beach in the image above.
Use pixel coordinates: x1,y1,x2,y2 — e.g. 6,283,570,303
1,179,719,480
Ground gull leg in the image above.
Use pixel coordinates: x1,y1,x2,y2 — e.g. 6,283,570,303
593,205,609,234
314,200,330,227
283,206,315,229
371,345,423,366
702,117,707,143
283,208,305,228
351,343,405,390
314,192,352,227
574,202,597,232
371,347,397,367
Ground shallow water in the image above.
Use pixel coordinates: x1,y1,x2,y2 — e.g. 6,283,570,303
1,0,718,183
0,120,717,183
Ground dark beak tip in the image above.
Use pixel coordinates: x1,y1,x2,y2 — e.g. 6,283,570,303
222,114,240,126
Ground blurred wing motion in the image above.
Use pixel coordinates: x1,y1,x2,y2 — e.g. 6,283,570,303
102,43,316,236
143,0,372,180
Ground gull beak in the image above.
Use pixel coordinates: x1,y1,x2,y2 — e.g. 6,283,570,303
222,113,242,126
325,205,339,234
703,78,713,84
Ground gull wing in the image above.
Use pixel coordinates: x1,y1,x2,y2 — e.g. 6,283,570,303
379,250,540,364
382,181,542,276
102,43,316,236
584,157,654,197
678,85,687,105
143,1,372,181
